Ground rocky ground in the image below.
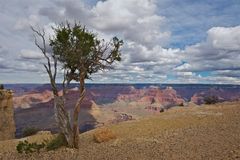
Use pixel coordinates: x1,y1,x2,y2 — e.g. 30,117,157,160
0,101,240,160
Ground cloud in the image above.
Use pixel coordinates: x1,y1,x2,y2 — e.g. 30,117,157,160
0,58,42,73
207,26,240,50
19,49,44,60
14,15,40,31
91,0,170,47
156,0,240,48
124,42,181,64
35,0,177,83
212,70,240,78
0,46,8,56
1,0,240,83
175,26,240,72
39,0,170,48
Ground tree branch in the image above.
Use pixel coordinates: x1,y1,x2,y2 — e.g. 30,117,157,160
31,26,58,96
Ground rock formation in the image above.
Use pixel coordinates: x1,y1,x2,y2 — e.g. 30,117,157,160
13,90,54,109
117,86,185,108
0,89,16,140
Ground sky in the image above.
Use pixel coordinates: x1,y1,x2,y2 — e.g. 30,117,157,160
0,0,240,84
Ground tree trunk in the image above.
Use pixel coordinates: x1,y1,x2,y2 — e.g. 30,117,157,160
72,77,85,148
54,96,74,147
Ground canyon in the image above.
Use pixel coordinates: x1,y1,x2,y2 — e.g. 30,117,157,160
4,84,240,137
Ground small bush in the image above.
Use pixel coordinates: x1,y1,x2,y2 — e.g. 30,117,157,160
179,102,184,106
159,108,164,113
16,134,68,154
16,140,45,154
45,133,68,151
22,127,39,137
204,96,219,104
93,127,116,143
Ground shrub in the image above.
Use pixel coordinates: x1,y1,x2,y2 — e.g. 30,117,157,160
22,127,39,137
159,108,164,113
179,102,184,106
16,140,45,154
93,127,116,143
204,96,219,104
16,133,68,154
45,133,68,151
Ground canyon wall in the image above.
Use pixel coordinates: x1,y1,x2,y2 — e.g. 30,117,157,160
0,89,15,141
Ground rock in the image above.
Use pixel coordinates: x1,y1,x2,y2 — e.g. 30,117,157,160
111,113,133,124
0,89,16,141
117,87,185,108
13,90,53,109
89,101,101,117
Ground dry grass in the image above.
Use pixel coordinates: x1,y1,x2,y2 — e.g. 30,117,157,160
93,127,117,143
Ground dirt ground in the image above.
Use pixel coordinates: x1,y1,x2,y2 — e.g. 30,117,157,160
0,101,240,160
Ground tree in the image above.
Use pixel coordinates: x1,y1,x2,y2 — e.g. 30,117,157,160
32,22,123,148
31,26,74,147
204,95,219,104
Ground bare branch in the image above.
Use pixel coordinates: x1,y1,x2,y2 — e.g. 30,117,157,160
31,26,59,95
31,26,51,71
43,64,50,74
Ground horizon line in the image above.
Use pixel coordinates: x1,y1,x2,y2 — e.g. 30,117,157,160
3,82,240,86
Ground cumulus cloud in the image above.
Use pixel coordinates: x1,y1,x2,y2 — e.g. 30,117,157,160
35,0,177,83
1,0,240,83
207,26,240,50
19,49,44,60
124,42,181,64
39,0,170,48
91,0,170,47
175,26,240,73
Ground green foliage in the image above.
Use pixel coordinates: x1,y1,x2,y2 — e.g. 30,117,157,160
50,21,123,82
22,127,39,137
204,96,219,104
16,140,45,154
45,133,68,151
16,134,68,154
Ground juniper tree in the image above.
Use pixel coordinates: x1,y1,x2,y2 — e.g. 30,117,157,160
32,22,123,148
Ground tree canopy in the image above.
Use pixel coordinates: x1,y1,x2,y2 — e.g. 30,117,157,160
50,22,123,82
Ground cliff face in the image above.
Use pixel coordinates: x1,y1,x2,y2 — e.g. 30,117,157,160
0,90,16,141
190,88,240,105
117,86,185,108
13,90,53,109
